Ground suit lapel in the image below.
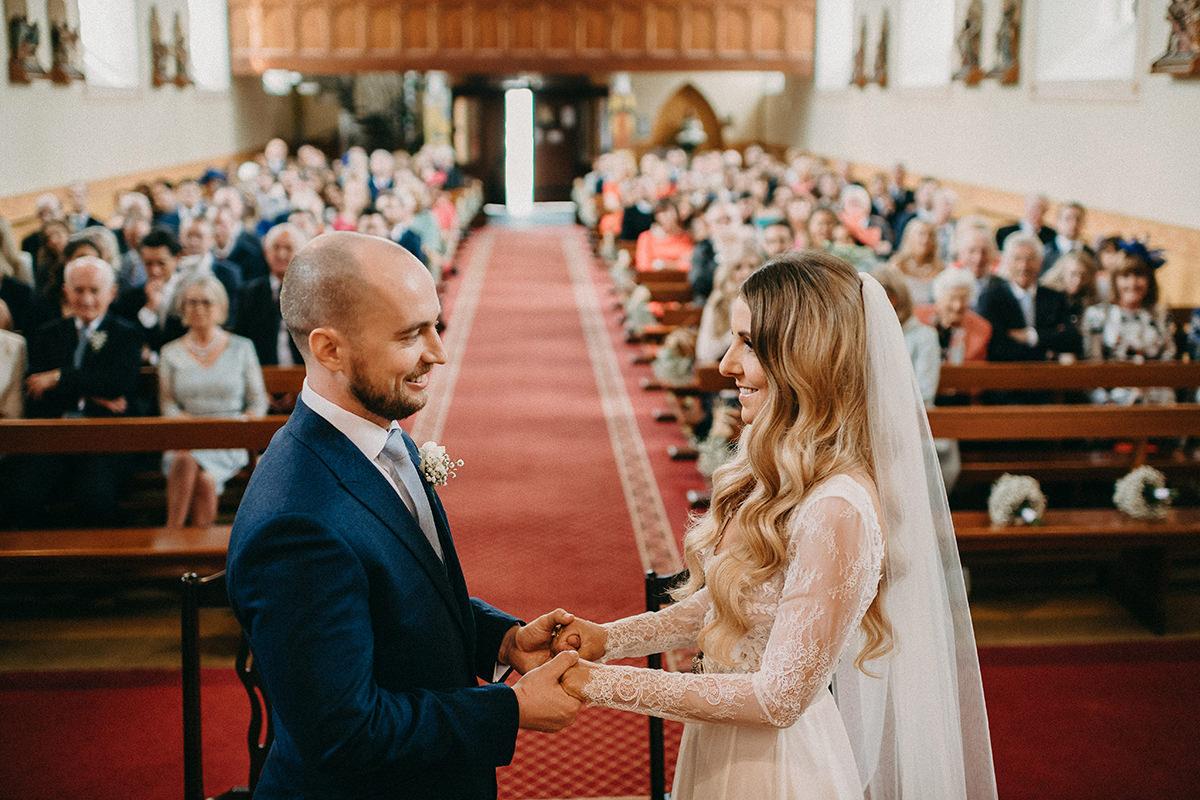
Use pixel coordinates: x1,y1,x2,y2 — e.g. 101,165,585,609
289,402,470,635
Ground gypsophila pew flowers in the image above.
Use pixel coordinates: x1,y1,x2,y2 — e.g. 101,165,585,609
988,473,1046,526
1113,466,1176,521
418,441,463,486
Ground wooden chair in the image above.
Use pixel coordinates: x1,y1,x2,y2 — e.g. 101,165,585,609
645,568,688,800
181,570,273,800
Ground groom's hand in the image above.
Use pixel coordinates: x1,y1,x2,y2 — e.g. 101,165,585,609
513,650,582,732
499,608,576,675
549,618,608,661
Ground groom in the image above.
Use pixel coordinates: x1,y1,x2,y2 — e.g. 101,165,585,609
226,231,581,799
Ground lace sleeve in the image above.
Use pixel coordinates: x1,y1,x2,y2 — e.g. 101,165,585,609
600,589,710,662
581,491,883,728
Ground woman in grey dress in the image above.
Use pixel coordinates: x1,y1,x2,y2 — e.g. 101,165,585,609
159,274,267,526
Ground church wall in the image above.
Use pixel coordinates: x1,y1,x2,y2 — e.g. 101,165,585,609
800,1,1199,232
1,1,289,208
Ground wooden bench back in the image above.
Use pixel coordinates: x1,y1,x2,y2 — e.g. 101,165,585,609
0,416,288,454
938,362,1200,394
139,365,306,398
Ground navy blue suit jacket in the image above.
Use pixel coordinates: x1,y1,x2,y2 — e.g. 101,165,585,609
977,277,1082,361
227,400,520,799
25,313,143,418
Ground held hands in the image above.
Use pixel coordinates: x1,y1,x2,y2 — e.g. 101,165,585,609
549,617,608,661
499,608,576,675
513,650,582,732
558,658,598,703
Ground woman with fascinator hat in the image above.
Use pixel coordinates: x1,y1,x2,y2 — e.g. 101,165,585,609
552,251,996,798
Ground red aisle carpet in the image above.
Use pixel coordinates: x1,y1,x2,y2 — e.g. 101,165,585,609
1,226,1198,799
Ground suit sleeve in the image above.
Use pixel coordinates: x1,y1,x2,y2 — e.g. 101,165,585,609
978,288,1040,361
228,513,520,779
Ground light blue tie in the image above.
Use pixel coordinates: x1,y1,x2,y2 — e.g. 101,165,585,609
381,429,444,562
73,324,89,368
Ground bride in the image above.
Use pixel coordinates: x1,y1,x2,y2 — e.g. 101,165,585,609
554,252,996,799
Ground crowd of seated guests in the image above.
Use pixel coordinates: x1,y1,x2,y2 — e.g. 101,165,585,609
0,139,480,529
578,146,1190,385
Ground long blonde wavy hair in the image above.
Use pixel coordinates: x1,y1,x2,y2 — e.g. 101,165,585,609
675,251,891,672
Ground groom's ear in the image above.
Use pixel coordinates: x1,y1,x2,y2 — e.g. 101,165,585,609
308,326,344,372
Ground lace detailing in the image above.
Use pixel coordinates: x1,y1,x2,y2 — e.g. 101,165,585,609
583,476,884,728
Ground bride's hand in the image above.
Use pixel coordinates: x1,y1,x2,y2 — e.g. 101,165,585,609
550,618,608,661
559,659,597,702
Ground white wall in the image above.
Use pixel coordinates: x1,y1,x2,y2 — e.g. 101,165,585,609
626,72,796,147
1,0,289,197
800,0,1200,230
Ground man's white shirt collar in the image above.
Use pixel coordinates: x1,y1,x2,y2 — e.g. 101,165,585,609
301,379,397,465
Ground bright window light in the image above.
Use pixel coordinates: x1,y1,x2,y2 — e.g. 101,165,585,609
78,0,139,89
188,0,231,91
504,88,534,217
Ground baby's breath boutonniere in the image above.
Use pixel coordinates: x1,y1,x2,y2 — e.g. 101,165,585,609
1113,465,1176,520
88,329,108,352
418,441,463,486
988,473,1046,526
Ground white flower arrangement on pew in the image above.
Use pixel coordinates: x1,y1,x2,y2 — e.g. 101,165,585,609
418,442,463,487
988,473,1046,526
1113,465,1176,521
696,431,736,480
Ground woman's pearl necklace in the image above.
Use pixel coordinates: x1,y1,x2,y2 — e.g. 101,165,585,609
185,332,223,360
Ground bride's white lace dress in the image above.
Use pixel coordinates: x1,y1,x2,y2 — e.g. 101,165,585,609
581,474,884,799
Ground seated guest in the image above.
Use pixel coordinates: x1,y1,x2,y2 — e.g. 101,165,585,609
950,217,999,307
996,192,1057,250
1040,249,1100,335
837,184,893,256
915,267,992,364
33,219,71,295
618,175,658,243
19,193,64,260
1081,243,1174,364
178,216,243,322
159,275,268,526
687,201,740,304
1041,201,1092,275
694,239,761,364
886,218,945,305
807,207,838,249
29,234,109,331
0,270,34,335
0,299,25,418
235,223,310,369
1093,234,1124,303
149,179,182,232
978,232,1082,362
1,257,144,528
1,214,34,287
759,220,795,260
65,182,103,233
374,192,425,267
211,204,269,281
175,178,208,228
115,195,152,291
634,198,693,272
113,226,188,356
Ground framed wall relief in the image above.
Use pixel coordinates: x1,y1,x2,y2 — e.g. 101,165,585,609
48,0,83,84
150,5,170,87
953,0,984,85
171,10,190,87
988,0,1021,84
7,0,48,83
850,15,869,88
1151,0,1200,77
872,9,889,87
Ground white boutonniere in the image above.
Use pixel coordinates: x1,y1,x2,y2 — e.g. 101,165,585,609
418,441,463,486
988,473,1046,526
88,329,108,352
1113,465,1176,521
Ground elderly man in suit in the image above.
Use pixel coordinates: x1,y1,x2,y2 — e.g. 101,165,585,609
226,232,581,799
2,257,144,528
977,232,1081,363
995,193,1057,251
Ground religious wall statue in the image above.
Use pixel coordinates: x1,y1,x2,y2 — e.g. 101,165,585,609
172,11,191,87
675,111,707,154
150,6,171,87
1151,0,1200,76
49,19,83,83
8,12,47,83
953,0,984,85
872,10,889,87
850,16,869,88
988,0,1021,85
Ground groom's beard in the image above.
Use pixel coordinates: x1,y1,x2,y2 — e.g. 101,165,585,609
347,354,428,422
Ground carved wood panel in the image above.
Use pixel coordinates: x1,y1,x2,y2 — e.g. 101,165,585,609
228,0,816,74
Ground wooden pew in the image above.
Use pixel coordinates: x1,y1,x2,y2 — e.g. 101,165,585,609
0,415,288,454
138,365,306,400
937,361,1200,400
953,507,1200,634
0,525,233,580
